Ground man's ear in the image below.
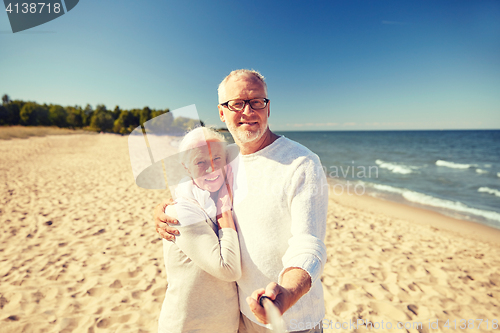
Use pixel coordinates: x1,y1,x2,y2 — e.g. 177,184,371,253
218,104,226,122
267,100,271,117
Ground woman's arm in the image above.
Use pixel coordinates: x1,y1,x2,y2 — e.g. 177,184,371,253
166,203,241,282
216,165,236,230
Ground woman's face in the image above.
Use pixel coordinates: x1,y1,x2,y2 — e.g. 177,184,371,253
185,141,226,193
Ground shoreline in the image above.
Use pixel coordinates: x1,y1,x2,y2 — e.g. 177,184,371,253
326,178,500,245
329,188,500,245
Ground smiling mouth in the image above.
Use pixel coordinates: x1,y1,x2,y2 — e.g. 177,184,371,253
205,175,220,182
239,122,258,126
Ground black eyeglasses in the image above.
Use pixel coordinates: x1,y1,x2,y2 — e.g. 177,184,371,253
220,98,270,112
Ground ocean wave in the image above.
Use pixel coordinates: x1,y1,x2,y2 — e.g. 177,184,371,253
372,184,406,194
368,183,500,223
402,191,500,222
478,187,500,198
476,169,488,174
375,160,417,174
435,160,475,169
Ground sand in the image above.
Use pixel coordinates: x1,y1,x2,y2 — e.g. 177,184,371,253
0,134,499,332
0,126,92,141
324,190,500,332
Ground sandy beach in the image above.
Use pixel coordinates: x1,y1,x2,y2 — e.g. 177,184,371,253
1,133,499,332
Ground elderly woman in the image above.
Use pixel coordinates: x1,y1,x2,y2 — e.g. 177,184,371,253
158,127,241,333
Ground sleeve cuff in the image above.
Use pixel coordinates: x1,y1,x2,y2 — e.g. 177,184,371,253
218,228,238,239
278,253,322,285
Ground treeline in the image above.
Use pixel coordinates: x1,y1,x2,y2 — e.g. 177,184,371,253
0,94,202,134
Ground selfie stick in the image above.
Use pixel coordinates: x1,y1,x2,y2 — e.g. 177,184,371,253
259,296,286,333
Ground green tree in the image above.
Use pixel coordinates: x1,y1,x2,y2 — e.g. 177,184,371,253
90,108,114,132
113,117,125,134
112,106,121,120
0,94,10,125
20,102,49,126
140,107,151,126
150,109,169,120
0,105,8,125
2,94,10,105
82,104,93,126
0,96,22,125
130,109,141,121
113,110,140,134
95,104,107,113
66,106,83,128
49,104,68,127
5,100,23,125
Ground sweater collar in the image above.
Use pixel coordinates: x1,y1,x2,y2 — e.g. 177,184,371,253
240,135,285,160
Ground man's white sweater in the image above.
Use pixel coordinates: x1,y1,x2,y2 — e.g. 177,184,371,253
231,136,328,331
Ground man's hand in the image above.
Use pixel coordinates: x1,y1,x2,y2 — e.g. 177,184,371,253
246,268,312,324
154,198,179,241
246,283,290,324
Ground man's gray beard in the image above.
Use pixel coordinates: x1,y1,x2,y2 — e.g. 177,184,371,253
229,126,262,144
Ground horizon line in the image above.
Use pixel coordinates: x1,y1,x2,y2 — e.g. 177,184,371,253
272,128,500,132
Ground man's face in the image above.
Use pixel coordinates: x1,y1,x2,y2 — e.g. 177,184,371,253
218,75,270,145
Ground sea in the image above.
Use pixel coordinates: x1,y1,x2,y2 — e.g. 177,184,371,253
272,130,500,229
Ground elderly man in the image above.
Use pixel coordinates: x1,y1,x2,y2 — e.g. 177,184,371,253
154,69,328,333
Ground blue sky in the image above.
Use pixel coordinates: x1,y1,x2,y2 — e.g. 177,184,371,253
1,0,499,131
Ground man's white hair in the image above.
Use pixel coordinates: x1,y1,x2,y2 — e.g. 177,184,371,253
178,127,226,166
217,69,267,104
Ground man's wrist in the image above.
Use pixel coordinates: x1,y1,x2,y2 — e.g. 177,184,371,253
277,285,294,314
279,267,312,313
